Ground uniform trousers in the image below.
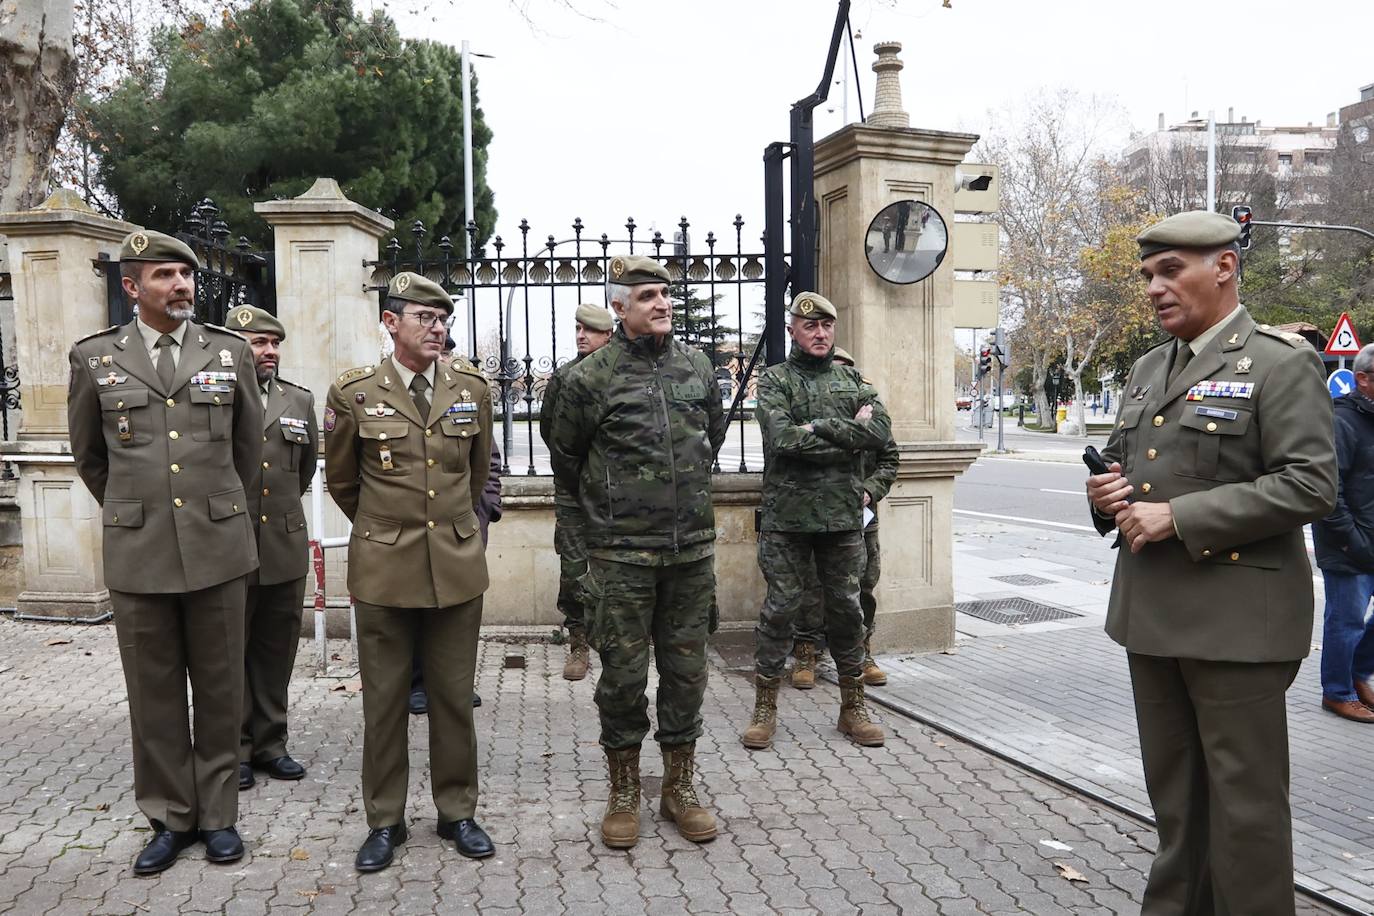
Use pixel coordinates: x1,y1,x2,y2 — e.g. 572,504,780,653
111,577,246,832
585,555,714,750
554,502,589,633
755,530,866,679
355,597,482,828
240,576,307,764
1128,652,1300,916
794,524,880,646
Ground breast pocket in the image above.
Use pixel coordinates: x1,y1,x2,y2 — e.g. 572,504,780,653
440,419,477,472
99,388,152,447
278,423,309,472
1177,406,1254,480
359,422,409,475
189,386,235,441
1114,404,1145,472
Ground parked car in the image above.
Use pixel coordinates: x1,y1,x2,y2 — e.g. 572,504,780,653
955,394,973,411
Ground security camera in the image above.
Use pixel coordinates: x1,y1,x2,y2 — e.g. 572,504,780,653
954,170,993,192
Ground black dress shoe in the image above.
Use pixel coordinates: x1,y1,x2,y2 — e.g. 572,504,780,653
238,763,255,791
201,827,245,863
133,827,197,875
437,818,494,859
409,688,428,715
259,756,306,780
356,824,407,872
472,692,482,708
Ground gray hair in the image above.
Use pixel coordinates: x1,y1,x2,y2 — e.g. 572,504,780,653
1203,241,1242,266
1353,343,1374,375
605,282,633,311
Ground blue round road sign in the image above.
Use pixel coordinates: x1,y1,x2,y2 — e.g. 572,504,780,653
1329,368,1356,399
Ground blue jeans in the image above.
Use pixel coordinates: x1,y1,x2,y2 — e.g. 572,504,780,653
1320,571,1374,702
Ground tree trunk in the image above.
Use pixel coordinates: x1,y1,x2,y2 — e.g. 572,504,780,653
1069,366,1087,435
1031,348,1053,432
0,0,77,213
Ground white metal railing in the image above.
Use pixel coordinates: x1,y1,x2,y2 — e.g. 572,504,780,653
308,457,357,676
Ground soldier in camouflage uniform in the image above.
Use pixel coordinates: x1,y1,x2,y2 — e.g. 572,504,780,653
549,256,726,850
790,346,899,689
539,303,615,681
741,293,891,750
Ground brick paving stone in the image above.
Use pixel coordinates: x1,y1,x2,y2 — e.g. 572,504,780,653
0,616,1340,915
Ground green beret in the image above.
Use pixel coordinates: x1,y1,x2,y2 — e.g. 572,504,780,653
227,304,286,341
1137,211,1242,260
388,271,453,314
832,346,855,366
608,255,669,286
574,303,614,332
120,230,199,269
788,291,838,320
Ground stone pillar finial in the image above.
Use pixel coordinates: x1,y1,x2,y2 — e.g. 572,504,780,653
867,41,910,129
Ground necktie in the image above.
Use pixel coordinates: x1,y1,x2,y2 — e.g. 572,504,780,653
1167,341,1192,387
409,374,430,420
155,334,176,390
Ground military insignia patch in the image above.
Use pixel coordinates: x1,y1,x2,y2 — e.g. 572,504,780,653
130,232,149,255
219,348,233,367
395,273,411,293
323,407,336,431
798,296,815,316
1227,333,1239,345
355,392,366,404
610,257,626,278
460,388,472,401
87,357,99,370
1235,357,1252,374
234,308,253,328
101,354,112,366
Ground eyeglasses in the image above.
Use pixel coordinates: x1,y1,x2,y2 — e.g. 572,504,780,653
398,309,454,329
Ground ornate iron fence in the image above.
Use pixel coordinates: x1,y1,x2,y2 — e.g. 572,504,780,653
0,271,18,442
96,198,275,327
365,216,781,474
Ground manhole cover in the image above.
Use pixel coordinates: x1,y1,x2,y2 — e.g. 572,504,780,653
991,574,1057,586
956,598,1081,625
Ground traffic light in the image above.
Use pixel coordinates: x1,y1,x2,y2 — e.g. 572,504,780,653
977,347,993,378
1232,205,1253,251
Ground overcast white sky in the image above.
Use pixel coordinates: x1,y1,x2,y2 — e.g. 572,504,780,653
384,0,1374,247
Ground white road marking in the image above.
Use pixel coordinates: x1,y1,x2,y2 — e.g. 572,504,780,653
1039,488,1085,496
953,509,1098,533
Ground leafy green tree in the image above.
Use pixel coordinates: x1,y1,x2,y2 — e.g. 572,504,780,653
84,0,495,247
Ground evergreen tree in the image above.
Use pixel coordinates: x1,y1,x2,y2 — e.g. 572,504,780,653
670,281,737,368
84,0,496,247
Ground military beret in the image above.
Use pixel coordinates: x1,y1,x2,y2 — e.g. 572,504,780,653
443,335,457,352
388,271,453,314
607,255,670,286
120,230,199,269
832,346,855,366
574,303,614,332
1137,211,1242,260
227,305,286,341
789,291,838,320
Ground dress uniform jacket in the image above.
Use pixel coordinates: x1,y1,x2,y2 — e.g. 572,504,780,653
252,379,317,584
1093,306,1337,662
68,320,263,592
324,356,492,608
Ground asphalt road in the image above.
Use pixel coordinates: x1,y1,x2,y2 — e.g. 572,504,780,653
954,455,1100,530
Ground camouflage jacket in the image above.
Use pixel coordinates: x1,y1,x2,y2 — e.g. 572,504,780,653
757,344,892,533
549,327,727,554
861,431,900,529
538,353,585,509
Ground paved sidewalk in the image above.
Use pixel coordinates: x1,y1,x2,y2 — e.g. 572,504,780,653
0,611,1325,916
852,517,1373,914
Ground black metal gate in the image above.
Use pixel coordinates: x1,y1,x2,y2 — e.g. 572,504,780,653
366,216,783,474
97,198,276,327
0,270,20,441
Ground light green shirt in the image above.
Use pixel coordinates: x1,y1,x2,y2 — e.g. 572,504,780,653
135,316,188,369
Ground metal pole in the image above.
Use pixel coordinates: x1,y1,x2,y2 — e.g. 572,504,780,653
840,28,849,125
763,142,789,366
462,40,476,355
995,361,1005,452
977,371,985,442
1206,110,1216,212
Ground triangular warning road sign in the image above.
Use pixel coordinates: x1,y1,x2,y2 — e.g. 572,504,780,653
1325,312,1363,356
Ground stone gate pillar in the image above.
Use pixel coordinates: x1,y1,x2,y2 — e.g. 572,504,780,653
812,42,983,653
0,190,136,618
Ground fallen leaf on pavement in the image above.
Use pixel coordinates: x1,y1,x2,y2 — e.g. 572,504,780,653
290,848,310,860
1054,862,1088,883
45,637,72,646
330,681,362,693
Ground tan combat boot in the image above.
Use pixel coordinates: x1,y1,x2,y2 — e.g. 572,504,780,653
790,641,817,690
659,742,717,843
860,637,887,687
838,676,885,747
601,745,641,848
563,629,590,681
740,675,781,749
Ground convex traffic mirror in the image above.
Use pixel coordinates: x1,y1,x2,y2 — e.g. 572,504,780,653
864,200,948,284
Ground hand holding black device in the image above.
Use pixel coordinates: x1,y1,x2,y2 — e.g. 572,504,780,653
1083,445,1132,505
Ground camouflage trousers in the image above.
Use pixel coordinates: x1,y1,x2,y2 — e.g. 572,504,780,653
794,525,880,646
554,502,588,633
584,555,715,750
755,530,866,679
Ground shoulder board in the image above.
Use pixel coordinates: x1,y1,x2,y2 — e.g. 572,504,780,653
276,377,312,395
75,325,118,345
200,322,241,337
335,365,375,387
450,361,488,382
1255,325,1307,348
861,376,876,386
